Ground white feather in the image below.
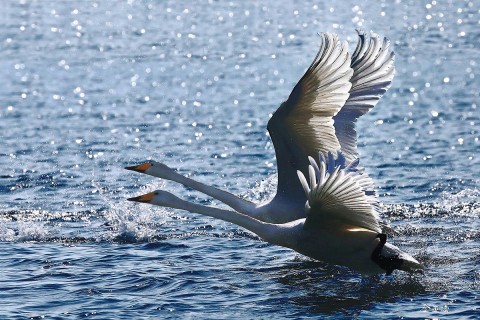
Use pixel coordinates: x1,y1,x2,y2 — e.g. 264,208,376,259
302,152,381,233
333,30,396,163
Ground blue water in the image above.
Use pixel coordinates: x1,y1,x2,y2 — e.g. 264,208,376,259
1,0,479,318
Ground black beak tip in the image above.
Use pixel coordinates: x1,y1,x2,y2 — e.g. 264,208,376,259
125,165,139,172
128,196,140,202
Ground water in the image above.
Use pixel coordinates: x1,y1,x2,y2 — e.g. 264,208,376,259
1,0,479,318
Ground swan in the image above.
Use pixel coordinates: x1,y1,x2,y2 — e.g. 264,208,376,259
127,31,423,274
129,153,422,274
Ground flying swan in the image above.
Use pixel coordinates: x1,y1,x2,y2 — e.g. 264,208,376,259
127,31,423,275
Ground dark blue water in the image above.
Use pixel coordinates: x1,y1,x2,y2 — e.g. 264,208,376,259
1,0,479,318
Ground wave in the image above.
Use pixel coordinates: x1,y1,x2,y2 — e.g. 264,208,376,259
1,187,478,243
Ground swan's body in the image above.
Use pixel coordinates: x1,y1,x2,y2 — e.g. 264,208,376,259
127,31,423,275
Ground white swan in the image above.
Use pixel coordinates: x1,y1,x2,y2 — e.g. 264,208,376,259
127,31,423,274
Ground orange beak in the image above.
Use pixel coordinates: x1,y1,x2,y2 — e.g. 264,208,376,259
125,162,152,173
128,192,155,203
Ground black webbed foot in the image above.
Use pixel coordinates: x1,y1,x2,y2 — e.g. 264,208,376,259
371,233,403,275
377,233,387,245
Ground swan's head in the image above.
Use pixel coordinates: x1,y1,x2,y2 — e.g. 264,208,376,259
125,161,153,173
127,191,156,203
128,190,182,208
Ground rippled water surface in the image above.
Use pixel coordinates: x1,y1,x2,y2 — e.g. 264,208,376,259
1,0,479,318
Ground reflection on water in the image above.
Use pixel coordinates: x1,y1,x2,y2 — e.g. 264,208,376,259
264,260,425,315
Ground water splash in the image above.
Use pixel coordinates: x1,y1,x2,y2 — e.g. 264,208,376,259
439,188,480,216
0,210,52,242
92,178,171,243
242,174,277,203
101,199,167,243
0,179,173,243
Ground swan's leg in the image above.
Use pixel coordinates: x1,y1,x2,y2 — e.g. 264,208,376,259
371,233,404,275
126,161,258,216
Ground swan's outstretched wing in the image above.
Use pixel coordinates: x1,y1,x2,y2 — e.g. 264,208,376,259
268,33,353,198
334,31,395,162
297,152,381,233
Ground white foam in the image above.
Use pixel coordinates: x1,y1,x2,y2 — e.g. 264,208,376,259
96,179,172,242
0,221,50,242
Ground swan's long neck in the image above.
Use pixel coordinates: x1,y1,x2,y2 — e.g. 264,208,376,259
153,192,282,244
151,167,258,216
